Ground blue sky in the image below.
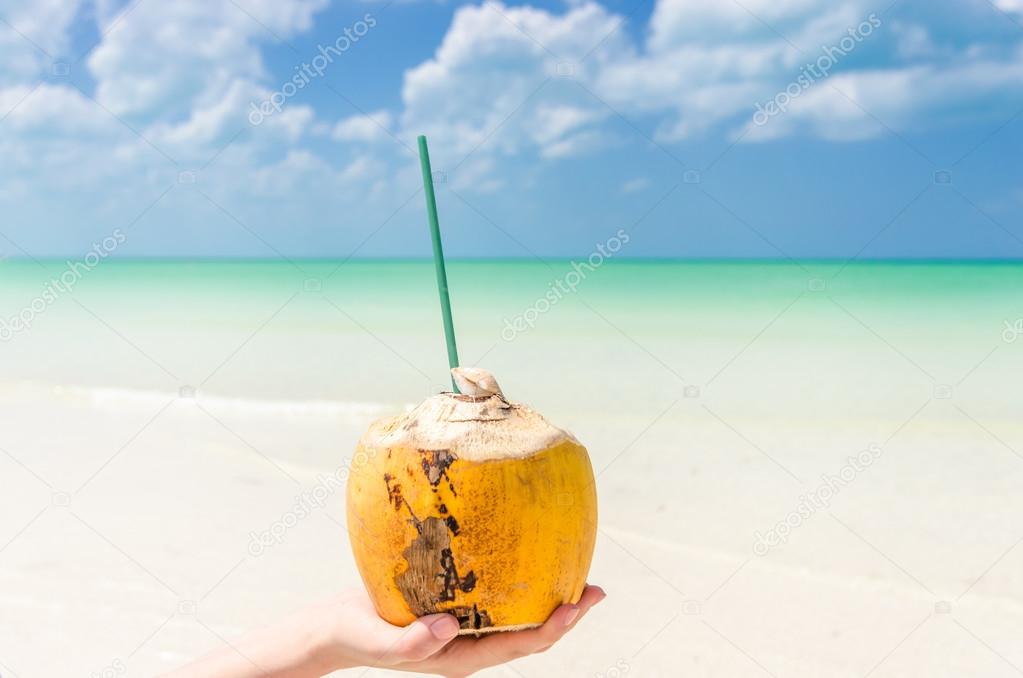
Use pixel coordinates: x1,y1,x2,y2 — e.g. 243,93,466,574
1,0,1022,259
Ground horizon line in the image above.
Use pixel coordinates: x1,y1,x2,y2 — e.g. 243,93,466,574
2,256,1022,264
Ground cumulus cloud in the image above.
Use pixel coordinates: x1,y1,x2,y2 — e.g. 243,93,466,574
0,0,83,84
0,84,112,134
388,0,818,158
593,1,881,141
389,0,1023,154
1,0,331,191
646,0,822,48
87,0,326,118
739,48,1023,142
528,104,602,145
397,1,626,165
332,110,394,142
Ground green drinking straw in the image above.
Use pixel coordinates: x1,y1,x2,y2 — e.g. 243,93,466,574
417,135,461,393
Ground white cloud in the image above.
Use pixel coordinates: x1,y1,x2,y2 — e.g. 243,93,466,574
994,0,1023,12
332,110,394,142
591,0,1023,144
147,80,259,147
248,148,333,196
268,105,316,142
0,0,83,84
399,1,626,164
386,0,923,160
593,1,885,141
621,177,650,193
542,129,603,158
86,0,327,118
892,22,935,59
338,154,384,183
0,0,403,261
647,0,822,49
528,104,601,146
334,0,1023,185
0,83,112,134
739,54,1023,142
0,0,335,184
449,154,503,193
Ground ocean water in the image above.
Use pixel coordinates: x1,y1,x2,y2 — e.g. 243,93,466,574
1,259,1020,406
2,260,1023,676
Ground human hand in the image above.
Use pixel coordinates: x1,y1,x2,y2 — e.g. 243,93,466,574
163,585,606,678
330,585,606,677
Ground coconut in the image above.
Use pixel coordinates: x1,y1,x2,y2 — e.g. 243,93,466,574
346,368,597,633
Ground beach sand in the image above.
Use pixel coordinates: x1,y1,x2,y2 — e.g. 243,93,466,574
1,261,1022,676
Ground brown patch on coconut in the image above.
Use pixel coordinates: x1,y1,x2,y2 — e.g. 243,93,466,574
395,516,478,616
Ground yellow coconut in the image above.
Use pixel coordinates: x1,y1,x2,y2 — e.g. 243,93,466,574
346,367,597,634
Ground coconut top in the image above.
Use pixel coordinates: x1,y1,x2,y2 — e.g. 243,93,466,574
360,368,578,461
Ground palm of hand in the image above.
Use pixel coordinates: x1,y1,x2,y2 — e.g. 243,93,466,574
332,585,606,677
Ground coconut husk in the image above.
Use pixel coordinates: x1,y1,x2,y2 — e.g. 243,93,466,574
360,368,578,461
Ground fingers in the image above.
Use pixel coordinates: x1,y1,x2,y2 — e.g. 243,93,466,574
479,584,606,659
378,613,461,665
379,585,607,671
544,584,606,638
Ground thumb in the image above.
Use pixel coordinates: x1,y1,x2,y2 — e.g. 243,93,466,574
382,613,460,664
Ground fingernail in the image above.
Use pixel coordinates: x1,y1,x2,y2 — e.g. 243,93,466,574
429,615,460,640
594,587,607,602
563,606,580,626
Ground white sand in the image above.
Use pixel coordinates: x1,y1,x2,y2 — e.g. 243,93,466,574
2,374,1022,677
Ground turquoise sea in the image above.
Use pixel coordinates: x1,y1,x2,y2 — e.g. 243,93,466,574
0,259,1019,410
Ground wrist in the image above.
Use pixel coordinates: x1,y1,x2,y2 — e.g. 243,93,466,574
292,611,354,677
292,596,366,676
